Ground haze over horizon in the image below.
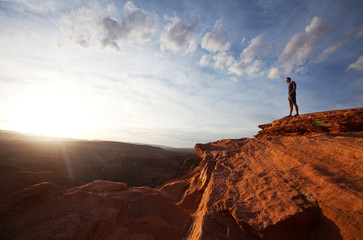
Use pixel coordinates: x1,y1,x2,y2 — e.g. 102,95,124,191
0,0,362,147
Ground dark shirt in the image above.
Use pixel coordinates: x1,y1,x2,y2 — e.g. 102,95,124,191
288,81,296,96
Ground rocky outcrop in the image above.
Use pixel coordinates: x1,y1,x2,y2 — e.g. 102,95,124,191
0,108,362,239
187,132,362,240
0,163,191,240
0,163,82,199
256,108,363,137
181,108,362,240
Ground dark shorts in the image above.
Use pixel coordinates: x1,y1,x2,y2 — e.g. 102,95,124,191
288,94,296,104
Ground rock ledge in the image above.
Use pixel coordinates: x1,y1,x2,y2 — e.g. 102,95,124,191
255,107,363,137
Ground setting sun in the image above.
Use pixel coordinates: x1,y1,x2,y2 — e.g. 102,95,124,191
10,92,90,138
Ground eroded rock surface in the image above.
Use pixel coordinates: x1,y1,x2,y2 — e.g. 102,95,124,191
0,164,190,240
256,108,363,137
188,132,362,239
0,108,362,239
181,108,362,240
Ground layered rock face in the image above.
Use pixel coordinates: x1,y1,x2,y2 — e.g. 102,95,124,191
184,108,362,240
189,134,362,239
0,108,362,239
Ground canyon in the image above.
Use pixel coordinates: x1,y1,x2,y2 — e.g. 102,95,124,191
0,108,362,239
0,132,200,187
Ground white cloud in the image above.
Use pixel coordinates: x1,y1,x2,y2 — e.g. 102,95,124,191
198,34,268,77
101,17,130,50
160,16,198,52
201,33,230,53
184,37,198,55
62,1,157,51
107,3,117,13
229,60,264,76
347,55,363,71
267,67,281,79
213,52,235,69
199,54,210,67
62,6,101,48
228,36,264,76
277,16,330,74
121,1,158,43
239,36,262,63
101,1,158,49
313,25,363,63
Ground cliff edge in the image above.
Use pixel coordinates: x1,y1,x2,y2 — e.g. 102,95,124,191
256,108,363,137
186,108,362,240
0,108,362,240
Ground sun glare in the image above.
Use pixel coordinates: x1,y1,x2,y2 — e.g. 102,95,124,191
11,92,90,138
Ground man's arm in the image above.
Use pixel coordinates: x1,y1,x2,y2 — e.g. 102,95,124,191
289,84,296,96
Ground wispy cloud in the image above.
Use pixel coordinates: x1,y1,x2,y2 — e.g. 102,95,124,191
239,36,263,63
100,1,158,50
199,54,210,67
229,59,264,77
101,17,130,50
61,6,100,48
347,55,363,71
184,37,198,55
62,1,157,50
212,19,224,31
5,0,65,13
268,17,330,78
267,67,281,79
313,25,363,63
201,33,230,53
160,16,198,52
198,35,268,77
213,52,235,69
229,36,265,76
119,1,158,43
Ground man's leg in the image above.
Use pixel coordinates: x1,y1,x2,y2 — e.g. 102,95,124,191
289,101,293,116
294,103,299,115
291,95,299,116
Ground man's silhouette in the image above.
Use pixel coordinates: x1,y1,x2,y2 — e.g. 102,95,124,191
286,77,299,117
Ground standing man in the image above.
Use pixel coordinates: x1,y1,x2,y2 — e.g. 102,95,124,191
286,77,299,117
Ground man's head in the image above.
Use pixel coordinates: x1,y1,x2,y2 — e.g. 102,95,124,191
286,77,291,83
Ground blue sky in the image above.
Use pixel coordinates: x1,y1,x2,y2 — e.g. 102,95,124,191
0,0,362,147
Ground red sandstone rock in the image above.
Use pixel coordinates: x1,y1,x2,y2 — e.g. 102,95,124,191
0,163,82,199
0,165,190,240
182,108,363,240
188,131,362,239
0,108,362,239
255,108,363,137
